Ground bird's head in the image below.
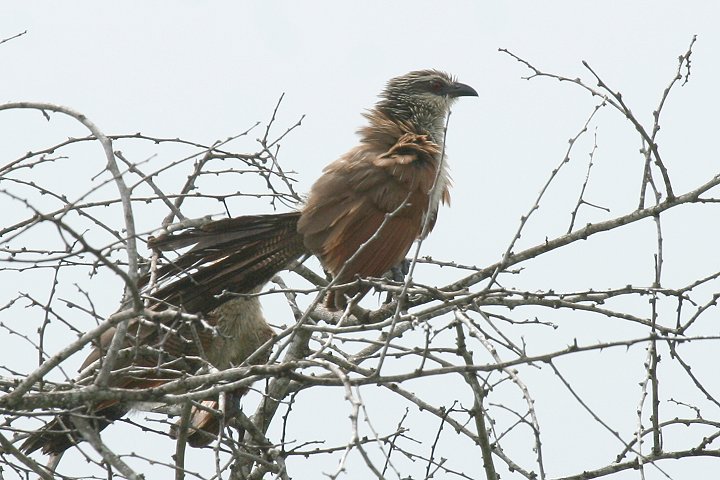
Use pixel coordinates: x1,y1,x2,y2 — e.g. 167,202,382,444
376,69,477,139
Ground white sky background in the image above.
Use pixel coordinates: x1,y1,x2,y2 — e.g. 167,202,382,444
2,1,720,479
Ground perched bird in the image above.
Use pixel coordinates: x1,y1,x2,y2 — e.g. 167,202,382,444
146,69,477,312
19,69,477,455
19,295,274,454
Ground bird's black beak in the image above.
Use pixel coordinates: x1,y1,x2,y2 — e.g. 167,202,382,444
445,81,478,98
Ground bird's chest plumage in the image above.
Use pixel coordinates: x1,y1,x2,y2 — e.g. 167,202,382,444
206,296,274,369
295,106,454,309
299,128,448,276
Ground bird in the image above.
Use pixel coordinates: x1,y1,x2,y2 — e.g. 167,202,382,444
19,294,274,454
143,69,477,313
18,69,477,456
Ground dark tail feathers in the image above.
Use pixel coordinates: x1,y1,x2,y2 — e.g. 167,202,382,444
20,404,126,455
145,212,306,315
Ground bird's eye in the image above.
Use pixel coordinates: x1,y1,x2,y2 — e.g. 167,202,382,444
430,80,443,94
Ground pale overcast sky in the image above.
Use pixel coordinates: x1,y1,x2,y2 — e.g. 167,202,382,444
2,2,719,479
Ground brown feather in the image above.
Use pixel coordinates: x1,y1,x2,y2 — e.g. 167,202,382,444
21,295,274,455
298,111,448,309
